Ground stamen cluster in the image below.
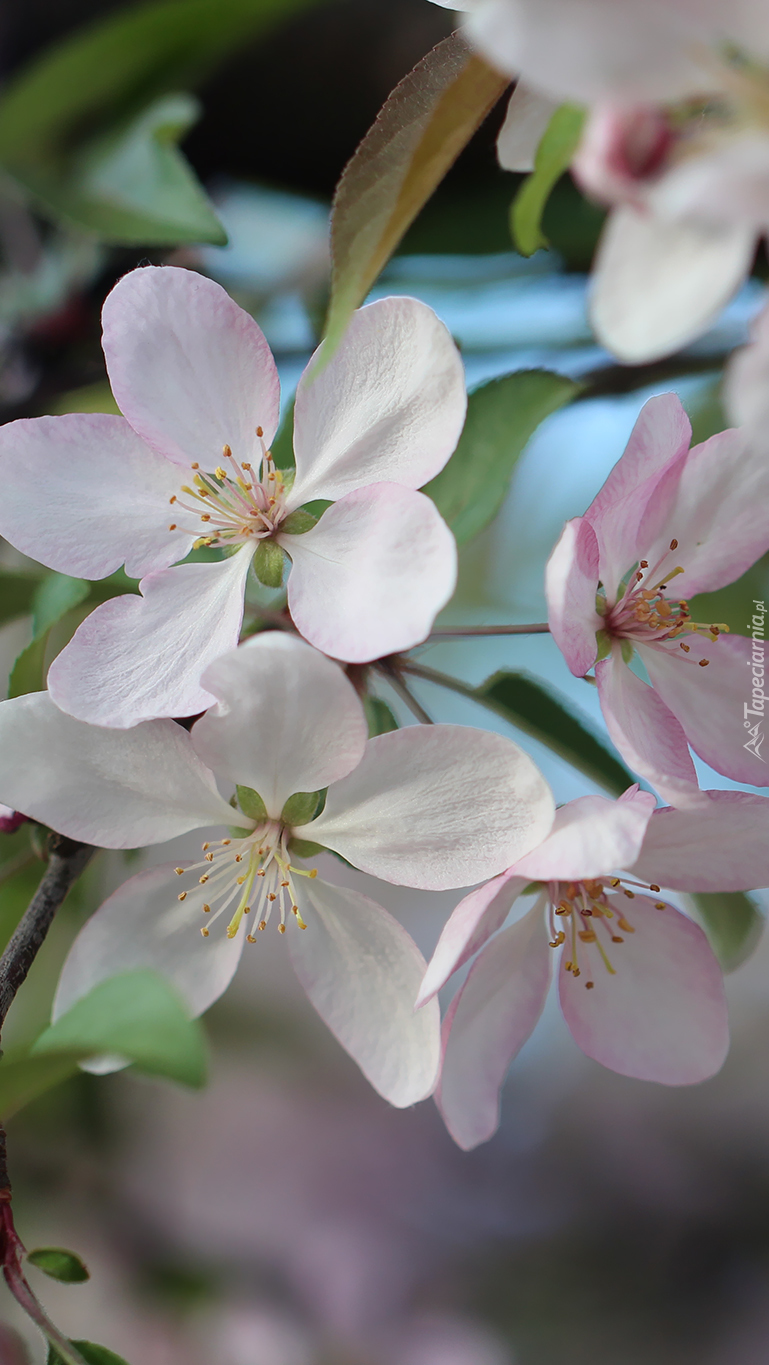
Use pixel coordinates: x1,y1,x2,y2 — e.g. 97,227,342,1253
168,430,289,550
604,538,728,665
546,874,667,989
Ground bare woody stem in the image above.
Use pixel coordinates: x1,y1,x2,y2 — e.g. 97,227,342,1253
428,623,550,639
0,834,95,1365
377,662,434,725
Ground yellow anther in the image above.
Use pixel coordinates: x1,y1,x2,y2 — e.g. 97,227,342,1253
578,930,597,942
203,904,211,913
215,466,227,479
680,642,690,652
699,658,710,667
169,496,177,504
655,901,666,910
616,917,635,933
623,889,635,899
611,935,624,943
222,839,231,846
267,892,276,902
199,874,209,884
200,513,211,522
191,462,200,470
175,867,184,875
649,884,660,892
178,891,187,902
247,934,257,943
202,842,210,851
168,523,177,531
259,920,266,931
205,851,214,862
201,926,209,937
242,462,252,471
236,875,247,885
585,981,595,989
669,538,678,550
256,426,264,437
223,444,232,459
609,877,621,888
278,924,286,934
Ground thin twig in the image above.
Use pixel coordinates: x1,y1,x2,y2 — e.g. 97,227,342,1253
577,351,726,400
428,623,550,639
378,663,434,724
0,835,94,1031
399,659,478,703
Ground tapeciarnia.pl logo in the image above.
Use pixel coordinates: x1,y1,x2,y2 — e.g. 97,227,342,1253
744,599,766,761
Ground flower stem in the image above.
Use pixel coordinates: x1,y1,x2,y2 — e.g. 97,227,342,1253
427,623,549,639
398,659,477,703
378,663,434,724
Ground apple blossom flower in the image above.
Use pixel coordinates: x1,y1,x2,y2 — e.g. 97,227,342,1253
0,266,465,727
546,392,769,804
0,632,554,1107
431,0,769,360
418,782,769,1149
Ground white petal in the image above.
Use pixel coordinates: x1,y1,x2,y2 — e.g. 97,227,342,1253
191,633,368,815
53,864,244,1042
102,266,280,470
0,692,234,846
496,83,558,171
632,790,769,892
0,414,194,579
304,724,555,890
511,790,656,881
47,550,253,728
290,297,466,504
590,206,754,364
283,485,457,663
545,516,601,676
287,877,441,1107
437,905,551,1150
595,651,700,806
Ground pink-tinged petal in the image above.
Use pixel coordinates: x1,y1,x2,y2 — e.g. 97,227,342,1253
632,790,769,892
512,790,656,881
637,427,769,597
0,414,193,578
287,877,441,1107
48,550,253,728
595,650,700,806
283,485,457,663
417,872,529,1007
496,83,558,172
53,864,244,1039
290,297,466,505
466,0,720,101
641,633,769,788
573,102,675,206
545,517,601,676
648,131,769,231
191,633,368,815
584,393,691,598
437,906,551,1150
590,206,755,364
559,894,728,1083
304,724,555,891
102,266,280,470
0,692,234,847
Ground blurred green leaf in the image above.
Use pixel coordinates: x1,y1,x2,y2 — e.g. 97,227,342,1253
271,396,295,469
0,1052,86,1121
48,1345,130,1365
49,382,121,415
32,969,207,1089
324,32,507,355
24,95,226,246
28,1248,90,1284
364,696,399,737
0,570,41,627
424,370,579,544
511,104,586,256
690,891,765,972
476,669,635,795
0,0,321,245
9,573,89,698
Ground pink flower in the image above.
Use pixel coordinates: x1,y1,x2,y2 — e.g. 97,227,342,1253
0,633,554,1108
0,266,465,727
546,392,769,804
418,783,769,1149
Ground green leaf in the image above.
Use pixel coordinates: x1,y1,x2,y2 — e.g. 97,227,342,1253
475,670,635,796
0,0,320,167
48,1344,130,1365
690,891,765,973
324,32,507,356
236,785,268,822
9,573,90,698
24,94,226,246
0,1052,87,1121
28,1248,90,1284
423,370,579,544
511,104,586,257
0,569,42,626
32,969,207,1089
281,790,324,826
363,695,399,737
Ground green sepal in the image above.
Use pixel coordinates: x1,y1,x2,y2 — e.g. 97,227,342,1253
288,838,324,859
620,640,635,665
510,103,587,256
227,826,253,839
595,628,612,663
28,1247,89,1284
281,508,317,536
363,695,399,737
281,790,325,826
48,1343,130,1365
252,539,285,588
521,882,543,896
236,785,267,822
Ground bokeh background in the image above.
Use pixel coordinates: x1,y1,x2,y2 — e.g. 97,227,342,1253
1,2,769,1362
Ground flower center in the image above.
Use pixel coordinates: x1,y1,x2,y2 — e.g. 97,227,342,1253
167,429,290,550
174,819,317,943
545,875,668,989
602,538,728,666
